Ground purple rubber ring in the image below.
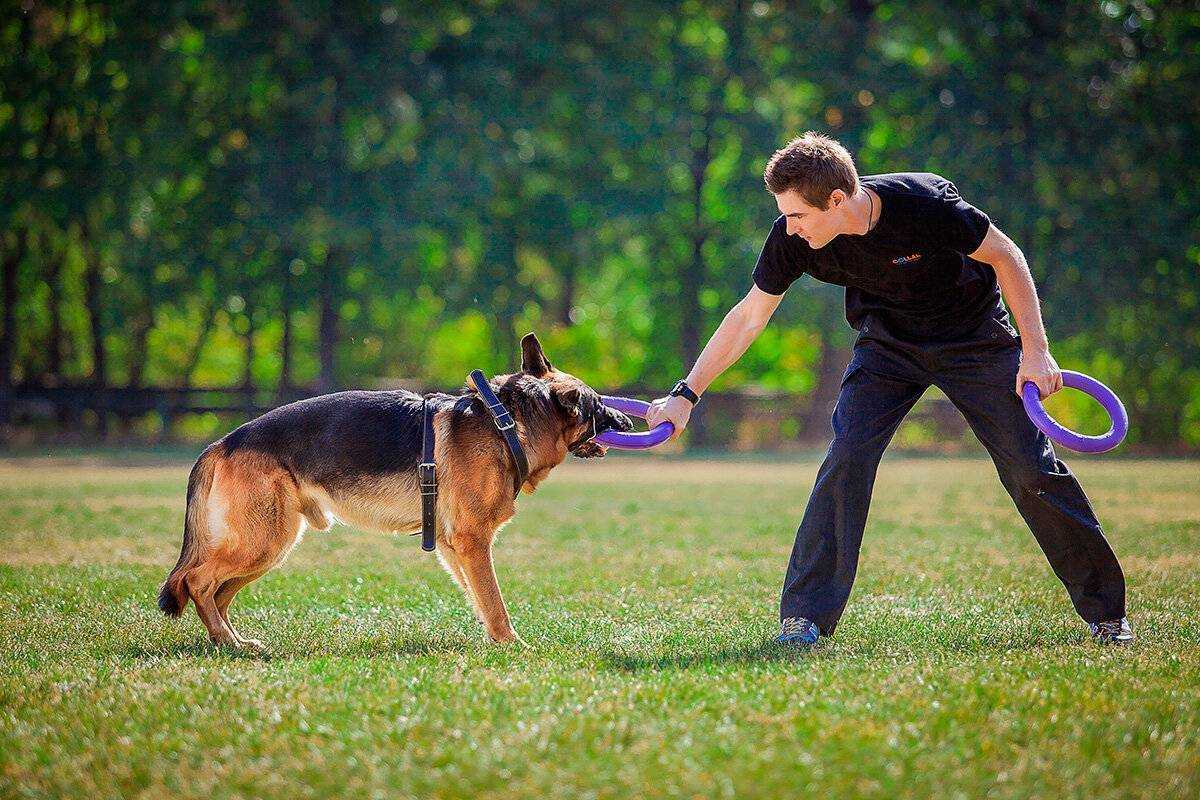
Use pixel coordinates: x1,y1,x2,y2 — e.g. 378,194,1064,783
595,395,675,450
1021,370,1128,454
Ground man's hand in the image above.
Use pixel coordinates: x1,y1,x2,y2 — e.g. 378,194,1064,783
645,394,694,441
1016,347,1063,399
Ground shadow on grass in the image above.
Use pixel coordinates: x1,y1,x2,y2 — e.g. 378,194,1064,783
123,634,476,661
597,638,806,671
597,630,1084,672
123,640,275,661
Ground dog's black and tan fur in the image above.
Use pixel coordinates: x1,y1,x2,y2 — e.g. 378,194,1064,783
158,334,632,650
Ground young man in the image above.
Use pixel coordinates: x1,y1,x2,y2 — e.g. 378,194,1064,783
645,132,1132,647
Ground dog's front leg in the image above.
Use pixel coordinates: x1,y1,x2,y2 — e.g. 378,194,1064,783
456,536,525,646
436,539,485,625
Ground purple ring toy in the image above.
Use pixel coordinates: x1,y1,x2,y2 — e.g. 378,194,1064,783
1021,370,1128,454
595,396,675,450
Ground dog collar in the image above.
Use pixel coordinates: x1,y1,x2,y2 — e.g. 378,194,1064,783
468,369,530,496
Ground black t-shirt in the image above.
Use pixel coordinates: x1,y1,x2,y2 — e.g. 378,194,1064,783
752,172,1000,341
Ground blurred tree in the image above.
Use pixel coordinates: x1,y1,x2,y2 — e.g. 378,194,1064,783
1,0,1195,448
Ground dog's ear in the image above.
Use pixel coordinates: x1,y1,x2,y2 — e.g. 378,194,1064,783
552,385,582,419
521,332,553,378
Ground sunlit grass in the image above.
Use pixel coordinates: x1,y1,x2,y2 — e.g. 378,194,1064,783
1,453,1198,799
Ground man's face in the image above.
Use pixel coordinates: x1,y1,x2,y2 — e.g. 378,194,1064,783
774,189,848,249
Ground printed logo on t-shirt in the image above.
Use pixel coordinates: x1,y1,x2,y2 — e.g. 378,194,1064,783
892,253,923,266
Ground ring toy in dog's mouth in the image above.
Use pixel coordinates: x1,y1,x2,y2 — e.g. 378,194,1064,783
594,396,675,450
1021,370,1128,454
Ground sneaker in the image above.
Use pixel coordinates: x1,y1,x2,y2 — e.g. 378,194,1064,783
1089,617,1135,645
776,616,821,646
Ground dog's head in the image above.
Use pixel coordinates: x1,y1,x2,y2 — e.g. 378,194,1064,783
519,332,634,458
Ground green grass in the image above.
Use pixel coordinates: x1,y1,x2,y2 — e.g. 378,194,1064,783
2,452,1198,799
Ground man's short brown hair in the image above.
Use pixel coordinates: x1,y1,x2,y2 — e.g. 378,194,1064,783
763,132,859,210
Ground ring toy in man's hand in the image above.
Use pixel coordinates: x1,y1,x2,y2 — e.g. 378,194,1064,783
1021,370,1128,454
595,396,675,450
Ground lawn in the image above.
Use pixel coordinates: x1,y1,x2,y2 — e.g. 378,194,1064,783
1,451,1198,799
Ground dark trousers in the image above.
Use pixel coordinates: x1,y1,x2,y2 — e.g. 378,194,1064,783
780,314,1127,634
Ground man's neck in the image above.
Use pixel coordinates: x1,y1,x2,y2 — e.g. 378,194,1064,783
846,187,879,236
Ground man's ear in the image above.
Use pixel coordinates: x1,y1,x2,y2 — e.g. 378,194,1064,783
521,332,552,378
553,385,582,419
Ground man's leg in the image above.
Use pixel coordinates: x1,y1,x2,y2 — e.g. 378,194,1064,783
933,344,1126,624
780,341,928,635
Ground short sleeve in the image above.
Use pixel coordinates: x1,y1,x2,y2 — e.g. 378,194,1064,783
936,180,991,254
752,216,807,295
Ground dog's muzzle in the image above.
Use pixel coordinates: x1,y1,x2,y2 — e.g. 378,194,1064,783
568,406,633,458
568,413,606,458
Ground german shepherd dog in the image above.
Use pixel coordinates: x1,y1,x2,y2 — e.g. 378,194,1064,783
158,333,633,650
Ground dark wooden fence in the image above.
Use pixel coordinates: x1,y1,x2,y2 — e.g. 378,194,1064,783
1,382,971,451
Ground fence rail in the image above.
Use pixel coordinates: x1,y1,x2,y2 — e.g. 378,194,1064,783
2,382,970,450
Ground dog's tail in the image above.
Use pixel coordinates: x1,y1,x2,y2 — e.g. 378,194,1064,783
158,443,221,617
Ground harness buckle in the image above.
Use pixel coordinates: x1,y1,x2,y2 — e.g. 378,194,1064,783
418,462,437,493
492,410,516,431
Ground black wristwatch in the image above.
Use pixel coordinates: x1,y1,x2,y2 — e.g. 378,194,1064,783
669,380,700,406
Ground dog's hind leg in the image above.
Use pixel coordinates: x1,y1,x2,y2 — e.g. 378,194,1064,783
187,451,304,650
214,572,268,650
185,559,243,648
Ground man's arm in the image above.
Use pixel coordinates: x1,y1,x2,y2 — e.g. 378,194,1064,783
645,285,784,438
969,224,1063,398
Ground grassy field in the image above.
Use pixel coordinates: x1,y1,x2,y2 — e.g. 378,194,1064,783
1,450,1198,799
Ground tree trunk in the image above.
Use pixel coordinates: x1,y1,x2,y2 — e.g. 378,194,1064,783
316,17,347,395
675,1,746,450
682,167,708,446
120,309,153,436
558,232,582,327
180,294,220,389
1,229,29,427
317,249,339,393
241,297,256,417
81,223,107,435
279,250,294,396
45,233,63,382
126,308,152,388
559,259,577,327
81,227,107,386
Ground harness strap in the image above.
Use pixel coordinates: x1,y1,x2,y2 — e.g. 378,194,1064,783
418,374,529,552
468,369,529,496
419,398,437,552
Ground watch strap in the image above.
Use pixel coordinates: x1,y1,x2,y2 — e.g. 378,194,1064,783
670,380,700,406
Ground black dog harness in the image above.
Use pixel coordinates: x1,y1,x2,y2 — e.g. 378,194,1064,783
420,369,530,551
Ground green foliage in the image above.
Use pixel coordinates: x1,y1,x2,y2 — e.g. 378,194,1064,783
1,1,1197,447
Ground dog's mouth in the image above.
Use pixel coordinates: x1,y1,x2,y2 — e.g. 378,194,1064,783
567,407,633,459
569,440,608,459
608,409,635,433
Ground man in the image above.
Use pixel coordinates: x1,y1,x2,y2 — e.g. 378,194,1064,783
645,132,1132,647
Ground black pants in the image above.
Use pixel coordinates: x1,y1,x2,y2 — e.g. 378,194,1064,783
780,314,1127,634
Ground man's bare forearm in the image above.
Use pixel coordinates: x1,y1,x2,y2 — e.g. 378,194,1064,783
684,305,766,395
991,243,1049,352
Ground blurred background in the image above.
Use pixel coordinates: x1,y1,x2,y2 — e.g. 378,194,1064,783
1,0,1196,452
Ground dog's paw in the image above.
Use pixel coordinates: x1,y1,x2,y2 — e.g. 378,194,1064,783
489,629,530,648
